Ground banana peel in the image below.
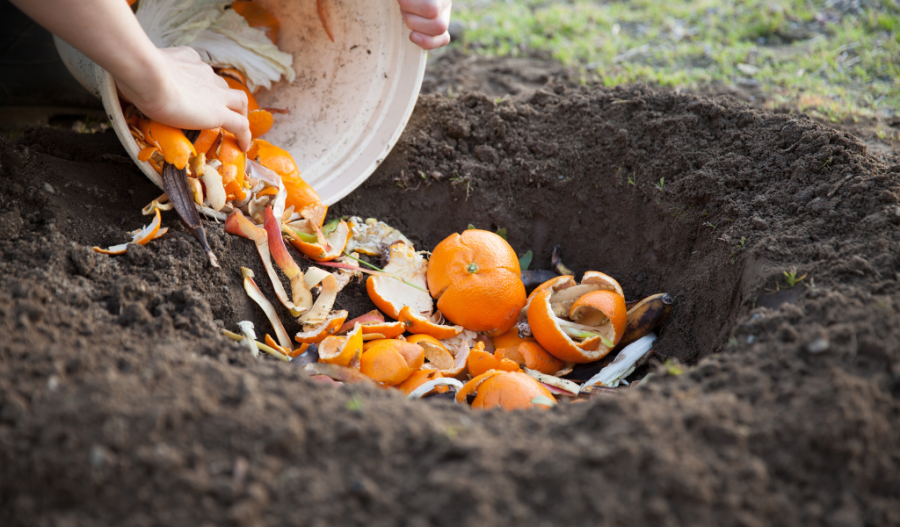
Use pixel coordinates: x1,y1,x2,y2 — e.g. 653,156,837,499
618,293,674,348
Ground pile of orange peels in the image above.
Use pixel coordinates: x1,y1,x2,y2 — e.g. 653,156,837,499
93,1,672,411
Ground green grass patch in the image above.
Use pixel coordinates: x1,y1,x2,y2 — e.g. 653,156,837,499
452,0,900,118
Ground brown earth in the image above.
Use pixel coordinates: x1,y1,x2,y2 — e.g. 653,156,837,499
2,53,900,526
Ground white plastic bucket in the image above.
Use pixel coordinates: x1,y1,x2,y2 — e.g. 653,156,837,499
54,0,426,206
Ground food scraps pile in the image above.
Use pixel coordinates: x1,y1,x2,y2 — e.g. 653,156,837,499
93,0,674,411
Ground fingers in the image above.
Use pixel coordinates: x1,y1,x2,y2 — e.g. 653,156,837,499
221,111,252,152
214,74,230,90
410,31,451,50
398,0,450,19
224,88,249,116
402,9,450,37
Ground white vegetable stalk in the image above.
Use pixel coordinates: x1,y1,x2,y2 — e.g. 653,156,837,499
136,0,295,92
237,320,258,357
581,334,657,391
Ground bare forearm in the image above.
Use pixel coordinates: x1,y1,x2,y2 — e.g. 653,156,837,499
10,0,165,100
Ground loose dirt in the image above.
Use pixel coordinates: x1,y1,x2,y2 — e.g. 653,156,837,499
2,55,899,526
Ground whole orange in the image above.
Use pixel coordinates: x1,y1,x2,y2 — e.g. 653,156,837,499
426,230,526,335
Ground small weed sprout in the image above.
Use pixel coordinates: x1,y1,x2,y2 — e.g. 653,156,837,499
627,174,636,186
346,393,363,411
783,268,808,288
656,178,665,191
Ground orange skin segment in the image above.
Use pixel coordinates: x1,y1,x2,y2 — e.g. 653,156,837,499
214,133,246,199
92,209,162,255
141,120,196,170
359,340,424,386
398,306,462,340
219,163,246,202
137,146,156,162
497,341,564,375
471,371,556,411
231,0,280,44
193,128,221,155
318,326,363,368
294,313,347,344
492,327,535,350
426,229,526,335
264,334,291,356
527,289,624,363
570,290,627,347
256,186,278,198
220,74,259,111
397,370,449,397
363,339,387,352
248,109,274,138
405,334,445,349
361,322,405,339
251,139,323,214
284,221,350,262
216,67,248,88
467,349,520,378
455,371,505,404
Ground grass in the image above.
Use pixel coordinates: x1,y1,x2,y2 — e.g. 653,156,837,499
451,0,900,120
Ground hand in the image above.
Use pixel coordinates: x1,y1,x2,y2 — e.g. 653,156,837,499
116,47,252,151
398,0,452,50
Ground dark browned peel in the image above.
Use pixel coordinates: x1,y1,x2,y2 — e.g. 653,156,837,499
161,161,220,268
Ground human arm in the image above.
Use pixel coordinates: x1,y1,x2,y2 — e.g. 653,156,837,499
398,0,452,50
9,0,252,150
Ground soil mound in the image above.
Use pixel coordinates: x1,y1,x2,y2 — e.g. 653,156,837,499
1,80,899,526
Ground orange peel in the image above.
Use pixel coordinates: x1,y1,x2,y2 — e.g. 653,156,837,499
92,208,162,255
527,287,626,364
193,128,221,156
264,334,292,357
398,307,463,340
466,343,520,378
496,341,564,376
248,109,274,138
283,220,351,262
458,371,557,411
317,324,363,368
407,334,468,377
397,370,448,397
359,339,424,386
521,271,624,321
232,0,280,44
140,119,196,170
294,310,348,344
335,310,406,339
366,242,432,319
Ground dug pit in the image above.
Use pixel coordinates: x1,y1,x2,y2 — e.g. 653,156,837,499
1,82,899,525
